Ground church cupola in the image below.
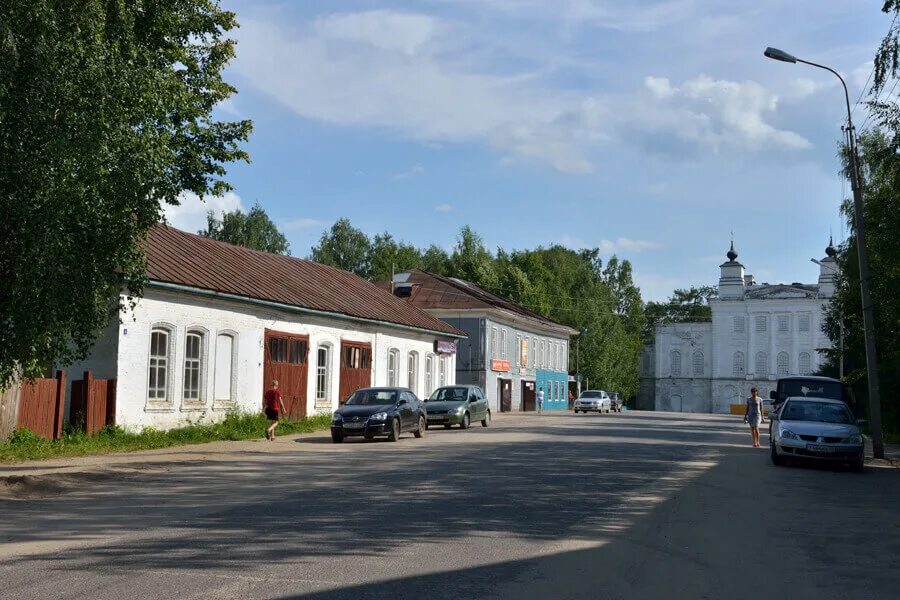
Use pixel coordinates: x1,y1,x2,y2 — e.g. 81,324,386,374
818,236,838,297
719,240,746,300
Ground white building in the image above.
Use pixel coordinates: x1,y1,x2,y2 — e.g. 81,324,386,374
66,226,464,431
638,241,837,413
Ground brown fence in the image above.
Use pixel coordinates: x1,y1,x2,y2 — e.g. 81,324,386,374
70,371,117,435
0,381,22,441
16,371,67,440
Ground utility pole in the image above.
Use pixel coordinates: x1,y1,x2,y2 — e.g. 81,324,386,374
765,47,885,458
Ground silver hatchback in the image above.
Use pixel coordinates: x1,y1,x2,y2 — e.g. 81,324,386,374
770,397,865,471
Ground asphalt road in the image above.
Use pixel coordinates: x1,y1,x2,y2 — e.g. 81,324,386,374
1,412,898,600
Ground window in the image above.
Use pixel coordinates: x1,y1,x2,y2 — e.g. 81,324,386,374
491,327,498,359
799,314,810,332
799,352,811,375
387,348,399,386
214,333,235,403
516,335,522,367
148,328,171,401
778,315,789,333
755,351,768,375
342,345,371,369
733,352,745,376
438,355,447,386
183,331,203,401
268,336,307,364
549,342,555,370
500,329,508,359
407,351,419,395
670,351,682,377
541,340,547,368
777,352,789,376
692,351,704,377
530,337,536,367
734,316,745,333
557,343,563,371
756,316,767,332
425,354,435,394
561,343,567,371
315,344,332,404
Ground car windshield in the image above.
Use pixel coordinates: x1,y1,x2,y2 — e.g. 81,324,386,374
780,380,844,402
347,389,397,406
428,387,468,402
780,401,854,424
580,392,602,399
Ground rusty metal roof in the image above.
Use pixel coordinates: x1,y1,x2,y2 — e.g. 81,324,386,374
144,226,465,337
385,270,577,335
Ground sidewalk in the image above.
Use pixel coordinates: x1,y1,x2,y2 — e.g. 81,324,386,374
865,437,900,468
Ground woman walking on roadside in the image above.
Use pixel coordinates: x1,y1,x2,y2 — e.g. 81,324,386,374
264,379,286,441
744,386,766,448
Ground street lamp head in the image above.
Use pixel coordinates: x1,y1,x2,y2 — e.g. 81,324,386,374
764,47,797,64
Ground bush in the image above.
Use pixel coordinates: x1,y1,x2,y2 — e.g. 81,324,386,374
8,428,43,445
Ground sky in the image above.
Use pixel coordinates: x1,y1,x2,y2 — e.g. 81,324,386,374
164,0,891,300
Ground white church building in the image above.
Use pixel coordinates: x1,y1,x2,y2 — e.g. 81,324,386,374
637,241,837,413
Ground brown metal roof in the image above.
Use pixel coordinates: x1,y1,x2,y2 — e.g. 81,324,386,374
143,226,465,337
386,270,577,335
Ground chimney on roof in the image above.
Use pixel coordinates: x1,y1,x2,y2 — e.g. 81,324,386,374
743,274,754,286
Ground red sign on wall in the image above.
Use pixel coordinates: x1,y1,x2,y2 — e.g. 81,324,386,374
491,359,511,372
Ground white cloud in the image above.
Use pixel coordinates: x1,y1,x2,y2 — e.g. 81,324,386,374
282,218,325,231
162,192,243,233
598,237,664,253
435,203,453,212
392,165,425,180
314,11,438,56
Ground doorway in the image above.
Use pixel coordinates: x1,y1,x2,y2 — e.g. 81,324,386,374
263,329,309,420
499,379,512,412
339,341,372,404
521,380,535,412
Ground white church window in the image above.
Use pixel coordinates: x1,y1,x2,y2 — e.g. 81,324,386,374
733,352,745,376
778,315,789,332
799,352,811,375
755,316,767,333
692,351,704,376
670,351,682,377
799,314,810,332
755,351,768,375
733,316,745,333
777,352,789,376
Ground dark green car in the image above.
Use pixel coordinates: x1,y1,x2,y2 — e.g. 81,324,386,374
424,385,491,429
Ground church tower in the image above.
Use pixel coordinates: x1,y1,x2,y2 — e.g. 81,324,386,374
817,237,838,298
718,241,746,300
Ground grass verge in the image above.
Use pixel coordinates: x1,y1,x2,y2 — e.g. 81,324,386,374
0,412,332,463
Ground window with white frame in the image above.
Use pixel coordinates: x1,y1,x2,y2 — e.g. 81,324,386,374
692,351,704,376
407,351,419,395
733,352,745,376
799,314,810,332
530,337,536,367
521,337,529,367
558,343,563,371
799,352,811,375
541,340,547,368
214,333,236,403
755,351,768,375
148,327,171,402
670,351,682,377
438,355,447,386
500,329,508,359
778,315,789,332
316,344,332,404
777,352,789,376
387,348,399,386
756,316,767,332
183,331,204,401
491,327,498,359
734,316,745,333
516,335,522,366
562,342,567,371
425,354,435,395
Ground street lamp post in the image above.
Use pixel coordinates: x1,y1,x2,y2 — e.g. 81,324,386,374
766,47,885,458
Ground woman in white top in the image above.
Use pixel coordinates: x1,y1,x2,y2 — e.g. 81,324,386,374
743,386,766,448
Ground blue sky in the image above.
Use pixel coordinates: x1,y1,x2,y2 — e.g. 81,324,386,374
163,0,889,300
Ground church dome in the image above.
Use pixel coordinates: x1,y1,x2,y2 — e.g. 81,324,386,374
726,241,738,262
825,235,836,258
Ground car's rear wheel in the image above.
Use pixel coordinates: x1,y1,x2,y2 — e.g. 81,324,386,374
331,432,344,444
387,418,400,442
770,442,785,466
460,412,471,429
414,416,426,438
574,410,579,414
481,411,491,427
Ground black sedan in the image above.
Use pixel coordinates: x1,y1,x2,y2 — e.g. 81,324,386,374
331,387,427,443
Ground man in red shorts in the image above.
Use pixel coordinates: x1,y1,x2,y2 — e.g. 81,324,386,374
264,379,286,441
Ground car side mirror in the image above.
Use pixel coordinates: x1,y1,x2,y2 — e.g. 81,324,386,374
398,399,408,406
769,390,776,400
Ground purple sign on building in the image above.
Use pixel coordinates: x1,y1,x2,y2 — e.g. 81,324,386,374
435,340,457,355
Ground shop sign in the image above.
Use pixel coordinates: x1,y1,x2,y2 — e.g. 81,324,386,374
435,340,457,355
491,359,511,372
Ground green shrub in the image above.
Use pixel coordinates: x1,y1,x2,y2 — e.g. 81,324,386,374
8,428,43,445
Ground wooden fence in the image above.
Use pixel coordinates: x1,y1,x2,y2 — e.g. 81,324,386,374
0,381,22,441
16,371,67,440
70,371,117,435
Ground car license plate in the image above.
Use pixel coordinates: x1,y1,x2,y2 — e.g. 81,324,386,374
806,444,834,453
344,422,365,429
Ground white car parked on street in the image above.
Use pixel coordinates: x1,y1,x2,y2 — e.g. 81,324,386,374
573,390,612,414
770,397,865,472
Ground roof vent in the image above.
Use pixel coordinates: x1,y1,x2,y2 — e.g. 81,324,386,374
394,284,413,298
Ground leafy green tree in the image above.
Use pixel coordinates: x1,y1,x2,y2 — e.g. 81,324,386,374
643,286,717,341
200,202,290,255
310,218,372,277
420,244,452,275
368,233,422,282
450,226,497,289
0,0,251,386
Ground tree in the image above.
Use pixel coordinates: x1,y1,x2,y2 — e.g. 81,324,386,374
644,286,717,341
450,226,497,289
0,1,251,386
420,245,452,276
310,218,372,277
200,202,290,255
368,233,422,282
